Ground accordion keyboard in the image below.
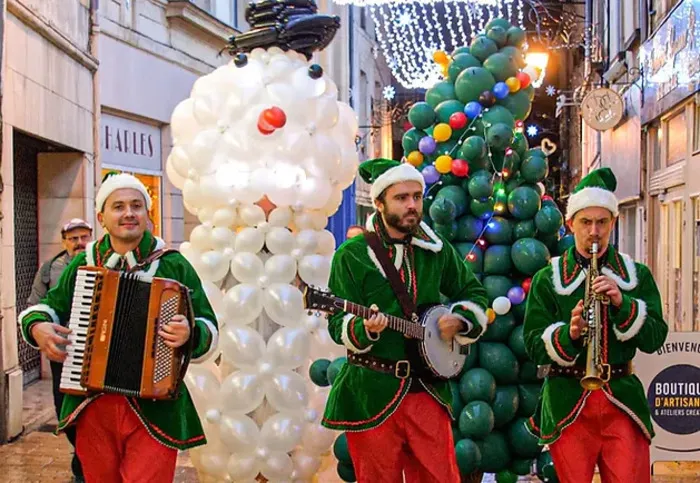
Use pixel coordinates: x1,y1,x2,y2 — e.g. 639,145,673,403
60,269,99,394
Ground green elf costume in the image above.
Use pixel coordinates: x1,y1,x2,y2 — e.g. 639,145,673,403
321,159,488,482
18,173,218,482
524,167,668,483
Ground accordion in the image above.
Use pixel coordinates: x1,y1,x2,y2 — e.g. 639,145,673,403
60,266,195,400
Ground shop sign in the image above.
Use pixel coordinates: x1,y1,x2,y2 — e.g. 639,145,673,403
101,113,162,171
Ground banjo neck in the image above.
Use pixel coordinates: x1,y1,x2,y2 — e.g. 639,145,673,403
341,300,424,340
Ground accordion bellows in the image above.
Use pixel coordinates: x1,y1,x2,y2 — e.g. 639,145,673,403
60,266,195,400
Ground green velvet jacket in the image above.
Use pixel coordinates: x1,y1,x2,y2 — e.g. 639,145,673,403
18,231,218,450
523,245,668,445
321,214,489,432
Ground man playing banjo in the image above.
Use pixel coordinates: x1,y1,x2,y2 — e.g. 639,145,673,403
321,158,488,482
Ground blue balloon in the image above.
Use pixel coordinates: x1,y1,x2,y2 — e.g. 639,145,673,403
493,82,510,100
464,101,483,120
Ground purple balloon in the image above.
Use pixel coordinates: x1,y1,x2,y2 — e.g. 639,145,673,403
422,166,440,184
507,286,526,305
418,136,437,155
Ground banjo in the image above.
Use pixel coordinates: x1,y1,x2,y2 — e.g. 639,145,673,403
301,284,468,379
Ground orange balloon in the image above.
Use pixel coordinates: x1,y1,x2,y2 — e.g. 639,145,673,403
435,155,453,174
487,308,496,324
407,150,424,167
433,50,449,65
433,123,453,142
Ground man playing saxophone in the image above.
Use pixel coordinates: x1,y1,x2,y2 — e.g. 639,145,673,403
523,167,668,483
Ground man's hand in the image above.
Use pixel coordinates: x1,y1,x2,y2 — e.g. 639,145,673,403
159,315,191,348
569,300,587,341
592,275,623,307
363,304,388,335
31,322,71,363
438,314,466,341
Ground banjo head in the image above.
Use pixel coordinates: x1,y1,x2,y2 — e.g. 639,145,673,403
421,305,468,379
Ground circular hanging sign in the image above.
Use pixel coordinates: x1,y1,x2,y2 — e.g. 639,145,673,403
580,87,625,131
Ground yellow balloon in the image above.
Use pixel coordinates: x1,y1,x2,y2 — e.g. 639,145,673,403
435,155,453,174
433,50,449,65
433,123,453,142
487,308,496,324
506,77,521,93
407,150,424,167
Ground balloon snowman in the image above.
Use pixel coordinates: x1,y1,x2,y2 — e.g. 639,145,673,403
166,1,356,481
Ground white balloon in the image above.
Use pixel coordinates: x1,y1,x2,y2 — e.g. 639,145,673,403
240,203,266,227
264,255,297,284
265,370,309,413
263,283,304,326
322,188,343,217
197,446,230,479
197,207,215,225
186,129,223,174
220,370,265,413
268,206,293,227
184,364,221,401
493,296,512,315
309,328,341,360
300,422,337,456
298,177,331,210
218,413,260,453
219,325,266,369
295,230,318,254
227,452,259,481
190,224,213,251
259,413,304,453
230,252,264,284
298,255,331,287
202,281,225,315
291,451,321,481
212,206,239,228
316,230,336,255
211,227,235,251
235,227,265,253
170,98,199,144
199,250,230,282
267,327,310,370
223,284,263,325
165,154,187,191
261,451,294,481
266,227,295,255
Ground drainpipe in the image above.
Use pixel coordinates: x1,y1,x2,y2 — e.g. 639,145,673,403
584,0,593,83
89,0,100,226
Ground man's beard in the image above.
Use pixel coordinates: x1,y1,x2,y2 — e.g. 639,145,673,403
384,209,422,234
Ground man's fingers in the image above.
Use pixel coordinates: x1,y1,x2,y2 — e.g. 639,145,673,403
50,334,71,346
158,330,180,342
53,325,71,335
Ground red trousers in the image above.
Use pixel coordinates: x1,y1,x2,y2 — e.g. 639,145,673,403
75,395,178,483
345,391,459,483
549,390,651,483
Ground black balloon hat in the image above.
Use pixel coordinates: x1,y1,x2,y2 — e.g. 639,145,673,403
228,0,340,60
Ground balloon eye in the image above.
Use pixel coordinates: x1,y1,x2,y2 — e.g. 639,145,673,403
308,64,323,79
234,53,248,67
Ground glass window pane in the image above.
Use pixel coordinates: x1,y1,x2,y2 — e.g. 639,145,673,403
666,110,687,166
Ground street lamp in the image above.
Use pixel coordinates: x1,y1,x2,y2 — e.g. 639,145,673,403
524,51,550,88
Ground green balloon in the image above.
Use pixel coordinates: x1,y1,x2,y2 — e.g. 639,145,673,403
504,150,521,174
327,356,347,385
436,139,459,157
512,300,527,322
487,26,508,48
518,384,541,417
468,171,494,199
538,232,560,255
484,216,514,244
462,341,479,373
433,221,458,241
527,147,546,158
425,81,457,108
506,26,527,47
402,128,427,154
459,401,495,439
508,325,528,361
537,451,560,482
452,46,473,56
557,234,575,255
483,52,518,82
408,102,437,130
479,342,520,385
520,155,549,183
436,99,466,124
498,90,532,121
456,216,484,242
500,46,526,69
471,197,495,220
482,312,517,342
456,243,483,272
511,238,551,275
526,182,545,198
436,185,468,214
496,470,519,483
483,275,513,302
511,458,535,475
451,380,465,418
505,176,524,194
535,205,564,235
468,156,490,174
455,67,497,104
524,84,536,101
429,197,457,224
508,418,541,458
478,431,512,472
507,186,541,220
470,35,499,62
519,360,539,383
511,131,529,159
492,385,520,428
459,368,497,404
483,105,516,130
485,18,513,32
448,53,483,83
309,359,331,386
333,433,353,464
459,136,487,161
337,461,356,482
439,173,463,187
487,123,515,150
455,438,483,475
484,245,513,275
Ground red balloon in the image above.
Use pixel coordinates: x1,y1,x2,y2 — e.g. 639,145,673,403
521,277,532,293
449,112,468,130
451,159,470,177
516,72,531,89
257,119,275,135
263,107,287,129
542,195,554,202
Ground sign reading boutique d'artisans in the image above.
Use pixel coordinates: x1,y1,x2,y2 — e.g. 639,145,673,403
635,332,700,462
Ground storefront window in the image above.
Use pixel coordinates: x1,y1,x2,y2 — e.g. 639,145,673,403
101,168,162,236
665,109,687,166
647,124,662,171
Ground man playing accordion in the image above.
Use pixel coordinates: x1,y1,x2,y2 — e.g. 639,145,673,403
19,172,218,483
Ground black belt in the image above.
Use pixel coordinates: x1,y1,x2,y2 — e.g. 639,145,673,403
347,352,414,379
537,362,634,379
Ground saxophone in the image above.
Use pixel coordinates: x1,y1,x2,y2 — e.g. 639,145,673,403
580,242,611,390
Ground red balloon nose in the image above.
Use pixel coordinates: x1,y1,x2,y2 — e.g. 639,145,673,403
258,107,287,135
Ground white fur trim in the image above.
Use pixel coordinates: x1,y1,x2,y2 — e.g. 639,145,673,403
365,243,404,279
18,304,61,349
601,252,638,290
613,299,647,342
136,237,168,278
566,187,619,221
340,313,372,354
105,253,122,269
551,256,586,295
365,213,442,253
85,240,97,266
452,301,488,345
125,251,139,269
191,317,219,363
542,322,577,367
366,328,381,341
369,164,426,200
96,173,152,212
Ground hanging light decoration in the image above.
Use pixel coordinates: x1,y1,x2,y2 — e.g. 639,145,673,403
332,0,527,89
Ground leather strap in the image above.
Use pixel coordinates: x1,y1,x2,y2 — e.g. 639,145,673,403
537,362,634,379
347,352,413,379
128,248,179,273
363,232,417,321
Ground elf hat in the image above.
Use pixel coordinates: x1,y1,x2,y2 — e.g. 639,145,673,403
359,158,425,201
566,167,618,220
96,171,152,212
